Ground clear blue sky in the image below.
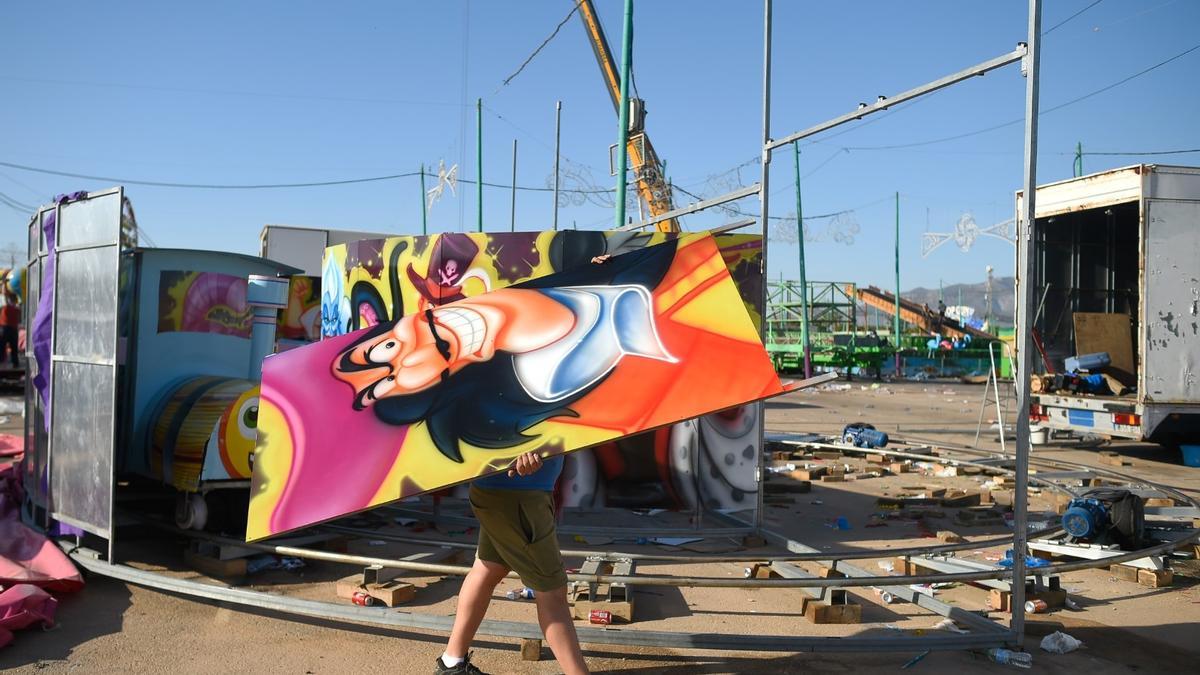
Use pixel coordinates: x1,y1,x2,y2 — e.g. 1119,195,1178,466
2,1,1198,290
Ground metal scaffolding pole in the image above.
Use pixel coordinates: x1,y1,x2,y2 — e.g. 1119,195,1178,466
553,100,562,231
419,164,427,235
1012,0,1043,647
793,143,812,378
612,0,634,229
756,0,773,531
766,46,1027,150
476,97,483,233
510,138,518,231
894,191,902,374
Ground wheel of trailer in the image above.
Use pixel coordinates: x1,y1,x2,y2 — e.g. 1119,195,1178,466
174,492,208,531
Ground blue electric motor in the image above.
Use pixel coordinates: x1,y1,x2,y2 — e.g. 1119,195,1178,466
842,423,889,449
1062,497,1109,540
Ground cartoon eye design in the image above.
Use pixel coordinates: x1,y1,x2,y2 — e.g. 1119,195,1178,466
367,339,401,364
370,375,397,400
236,397,260,439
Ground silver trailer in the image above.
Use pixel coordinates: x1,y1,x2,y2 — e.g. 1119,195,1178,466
1018,164,1200,447
259,224,389,276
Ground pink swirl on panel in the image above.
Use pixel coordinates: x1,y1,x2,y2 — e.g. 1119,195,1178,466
261,331,407,535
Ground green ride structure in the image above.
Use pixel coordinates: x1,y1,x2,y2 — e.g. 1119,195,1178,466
765,280,1007,380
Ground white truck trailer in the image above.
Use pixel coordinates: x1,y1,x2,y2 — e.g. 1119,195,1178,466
1018,164,1199,450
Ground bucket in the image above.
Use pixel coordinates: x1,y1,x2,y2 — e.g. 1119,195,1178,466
1181,445,1200,468
1030,427,1048,445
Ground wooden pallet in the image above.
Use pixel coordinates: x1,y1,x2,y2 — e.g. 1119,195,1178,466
569,556,635,624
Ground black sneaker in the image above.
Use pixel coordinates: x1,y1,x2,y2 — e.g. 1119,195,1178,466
434,653,487,675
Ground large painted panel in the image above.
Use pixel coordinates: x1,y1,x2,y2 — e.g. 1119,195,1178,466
249,234,781,540
319,229,765,512
321,230,762,338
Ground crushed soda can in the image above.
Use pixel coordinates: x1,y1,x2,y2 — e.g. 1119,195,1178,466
352,591,379,607
588,609,612,625
1024,598,1048,614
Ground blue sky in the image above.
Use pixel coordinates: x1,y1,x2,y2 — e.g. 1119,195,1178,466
1,1,1197,289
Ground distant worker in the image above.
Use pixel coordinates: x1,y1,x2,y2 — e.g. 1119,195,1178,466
0,286,20,369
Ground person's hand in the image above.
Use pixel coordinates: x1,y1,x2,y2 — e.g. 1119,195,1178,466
508,451,544,477
590,254,611,265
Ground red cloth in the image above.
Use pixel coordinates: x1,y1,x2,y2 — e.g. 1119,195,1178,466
0,435,21,458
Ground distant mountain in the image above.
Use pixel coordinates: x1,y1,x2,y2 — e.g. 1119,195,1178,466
902,277,1016,329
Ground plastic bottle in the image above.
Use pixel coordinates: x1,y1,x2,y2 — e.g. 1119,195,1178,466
505,587,535,601
987,648,1032,669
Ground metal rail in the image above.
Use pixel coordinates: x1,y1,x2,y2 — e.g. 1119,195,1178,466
123,431,1197,589
766,46,1028,150
62,546,1013,652
615,184,760,231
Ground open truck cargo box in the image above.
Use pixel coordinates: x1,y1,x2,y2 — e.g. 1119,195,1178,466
1017,165,1200,445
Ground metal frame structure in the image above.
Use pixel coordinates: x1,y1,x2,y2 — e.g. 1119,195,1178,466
754,0,1043,647
28,188,126,564
766,280,857,338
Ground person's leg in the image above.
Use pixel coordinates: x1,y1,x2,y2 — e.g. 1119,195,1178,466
444,557,509,661
533,585,587,675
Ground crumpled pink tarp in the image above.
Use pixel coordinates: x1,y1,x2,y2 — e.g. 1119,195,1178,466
0,461,83,648
0,584,57,649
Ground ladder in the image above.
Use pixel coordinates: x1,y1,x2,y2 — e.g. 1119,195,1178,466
974,341,1017,451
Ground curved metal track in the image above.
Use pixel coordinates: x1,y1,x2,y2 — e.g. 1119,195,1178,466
83,432,1198,653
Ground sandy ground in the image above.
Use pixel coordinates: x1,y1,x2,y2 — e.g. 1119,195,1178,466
2,381,1199,674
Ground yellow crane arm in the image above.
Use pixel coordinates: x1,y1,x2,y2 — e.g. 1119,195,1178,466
575,0,679,232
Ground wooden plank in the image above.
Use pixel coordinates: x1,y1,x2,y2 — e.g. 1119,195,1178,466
1073,312,1135,385
1136,568,1172,588
520,639,542,662
805,598,861,624
1108,564,1140,583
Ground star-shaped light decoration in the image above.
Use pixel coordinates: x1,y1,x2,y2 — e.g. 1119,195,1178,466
426,160,458,212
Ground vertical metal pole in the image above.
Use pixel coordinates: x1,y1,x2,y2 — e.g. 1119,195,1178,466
510,139,518,232
419,164,428,235
1012,0,1042,646
612,0,634,229
476,98,483,233
793,142,811,379
553,100,562,231
893,192,902,375
755,0,773,532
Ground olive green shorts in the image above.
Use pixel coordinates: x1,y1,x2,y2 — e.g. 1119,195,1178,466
469,485,567,592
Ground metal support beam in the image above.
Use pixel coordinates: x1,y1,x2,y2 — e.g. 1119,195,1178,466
760,530,1007,635
766,46,1027,150
1011,0,1043,646
616,184,760,231
755,0,773,533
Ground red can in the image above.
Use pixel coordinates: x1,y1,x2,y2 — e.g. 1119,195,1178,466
1024,599,1048,614
588,609,612,625
352,591,378,607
